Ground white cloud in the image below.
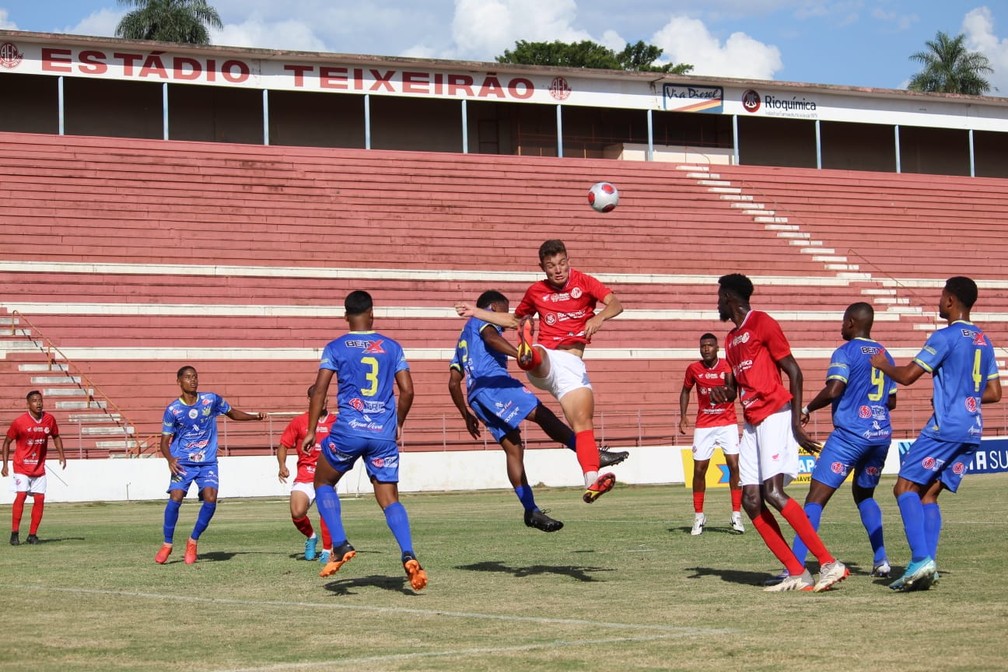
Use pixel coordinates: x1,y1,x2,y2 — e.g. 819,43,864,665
213,17,328,52
449,0,592,59
0,9,17,30
962,6,1008,95
651,15,782,79
59,8,122,38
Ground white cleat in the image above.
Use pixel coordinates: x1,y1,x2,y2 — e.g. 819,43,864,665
870,560,892,578
813,560,851,592
763,568,814,592
690,513,706,536
730,511,745,534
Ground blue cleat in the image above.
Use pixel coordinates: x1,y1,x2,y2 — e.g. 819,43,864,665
318,549,331,565
304,535,318,561
890,558,936,592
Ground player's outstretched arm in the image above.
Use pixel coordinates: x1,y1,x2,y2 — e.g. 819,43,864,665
870,350,926,386
227,408,265,422
455,302,520,329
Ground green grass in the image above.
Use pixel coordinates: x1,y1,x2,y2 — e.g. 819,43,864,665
3,475,1008,671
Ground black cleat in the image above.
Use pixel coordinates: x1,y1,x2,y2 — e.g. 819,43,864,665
524,508,564,532
25,534,39,545
598,447,629,468
9,532,19,546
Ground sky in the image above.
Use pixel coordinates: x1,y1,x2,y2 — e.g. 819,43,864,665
1,1,1006,94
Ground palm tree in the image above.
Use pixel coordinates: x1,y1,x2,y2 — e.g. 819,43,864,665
115,0,223,45
908,31,993,95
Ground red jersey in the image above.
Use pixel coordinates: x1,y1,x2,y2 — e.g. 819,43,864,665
683,359,737,428
515,268,613,349
279,411,336,484
5,412,59,478
724,310,793,425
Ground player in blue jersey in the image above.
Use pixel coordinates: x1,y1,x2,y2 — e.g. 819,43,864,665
448,290,628,533
155,365,265,565
774,303,897,581
302,290,427,591
871,277,1001,591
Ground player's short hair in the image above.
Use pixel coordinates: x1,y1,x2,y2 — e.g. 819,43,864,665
476,290,508,310
345,290,374,315
176,365,196,379
845,302,874,324
945,276,978,309
538,239,567,262
699,332,717,343
26,390,42,401
718,273,754,301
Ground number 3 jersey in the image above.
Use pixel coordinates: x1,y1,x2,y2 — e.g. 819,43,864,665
319,331,409,441
825,337,896,444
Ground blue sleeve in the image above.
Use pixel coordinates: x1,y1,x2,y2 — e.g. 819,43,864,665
319,341,339,371
214,393,232,417
394,342,409,373
161,404,175,435
886,350,898,396
913,330,949,373
825,345,849,383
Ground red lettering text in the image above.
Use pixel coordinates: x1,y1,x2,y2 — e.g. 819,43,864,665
508,77,534,99
447,74,474,97
221,60,249,83
319,66,348,89
41,48,72,73
402,71,429,94
140,52,168,79
78,50,107,75
478,75,504,98
173,57,202,80
114,52,142,76
284,64,313,88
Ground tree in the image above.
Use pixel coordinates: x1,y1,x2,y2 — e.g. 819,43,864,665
497,39,692,74
908,31,992,96
115,0,223,45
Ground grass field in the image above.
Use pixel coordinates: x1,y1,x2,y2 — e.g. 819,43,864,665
2,475,1007,672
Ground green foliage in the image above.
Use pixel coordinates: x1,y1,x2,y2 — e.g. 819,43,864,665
498,39,693,74
908,30,992,95
115,0,224,46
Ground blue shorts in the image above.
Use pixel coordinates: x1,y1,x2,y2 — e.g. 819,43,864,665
899,434,977,493
167,462,219,498
322,433,400,483
468,381,539,443
811,432,889,490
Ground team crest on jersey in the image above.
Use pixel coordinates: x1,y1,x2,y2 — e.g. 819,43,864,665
965,397,978,413
544,313,557,325
363,340,386,354
571,286,582,299
972,332,986,345
188,409,199,419
864,466,880,476
350,398,365,412
202,407,212,416
952,461,966,475
831,462,846,475
858,405,871,419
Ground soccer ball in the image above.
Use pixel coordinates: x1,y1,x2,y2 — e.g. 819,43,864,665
587,182,619,212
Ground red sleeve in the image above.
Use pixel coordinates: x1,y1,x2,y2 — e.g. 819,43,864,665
581,271,613,303
279,415,303,449
682,363,696,390
514,285,537,319
48,415,59,438
759,312,792,362
5,419,18,441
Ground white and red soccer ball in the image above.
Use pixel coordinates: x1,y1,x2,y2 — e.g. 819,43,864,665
587,181,619,213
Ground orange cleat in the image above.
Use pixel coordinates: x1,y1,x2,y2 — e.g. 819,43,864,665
184,539,198,565
402,552,427,591
517,318,535,369
582,472,616,503
319,541,356,578
155,543,173,564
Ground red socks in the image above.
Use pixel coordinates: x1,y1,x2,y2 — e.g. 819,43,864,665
692,491,705,514
730,487,742,513
11,491,27,533
781,498,835,566
319,515,331,549
292,515,314,538
517,345,543,371
574,430,600,474
28,494,44,535
751,508,805,576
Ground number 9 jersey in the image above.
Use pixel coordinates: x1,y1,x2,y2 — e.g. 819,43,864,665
319,330,410,441
825,337,896,444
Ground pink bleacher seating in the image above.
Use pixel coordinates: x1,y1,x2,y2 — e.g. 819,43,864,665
2,131,1005,458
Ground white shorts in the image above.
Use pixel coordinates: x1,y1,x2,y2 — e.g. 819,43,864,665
738,406,799,487
10,473,47,495
526,347,592,400
290,481,316,506
692,424,740,461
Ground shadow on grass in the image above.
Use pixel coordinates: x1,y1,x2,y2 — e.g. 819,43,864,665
196,551,241,562
668,525,742,536
323,574,417,596
686,565,777,586
455,560,610,583
19,536,86,544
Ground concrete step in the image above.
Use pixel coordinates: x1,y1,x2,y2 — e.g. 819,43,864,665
32,375,81,385
18,362,70,372
67,413,123,423
54,399,108,410
42,387,94,397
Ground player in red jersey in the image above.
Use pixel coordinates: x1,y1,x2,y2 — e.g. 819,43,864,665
2,390,66,546
278,385,336,563
713,274,848,592
679,333,744,535
455,239,623,503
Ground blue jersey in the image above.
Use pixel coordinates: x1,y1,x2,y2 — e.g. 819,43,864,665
162,392,231,464
826,337,896,444
914,321,999,443
450,317,513,399
320,331,409,441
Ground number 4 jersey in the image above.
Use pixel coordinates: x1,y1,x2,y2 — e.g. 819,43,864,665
319,330,409,441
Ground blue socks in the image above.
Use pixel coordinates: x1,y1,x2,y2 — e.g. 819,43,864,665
191,501,216,540
315,484,348,544
922,502,942,562
163,498,182,544
857,498,887,563
383,502,414,554
897,492,930,563
790,502,823,565
514,485,537,512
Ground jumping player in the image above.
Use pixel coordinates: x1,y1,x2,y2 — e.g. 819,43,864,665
156,366,265,565
3,390,67,545
455,239,623,503
714,273,848,592
302,290,427,592
449,290,629,532
871,276,1000,591
277,385,336,563
789,302,897,579
679,333,744,535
